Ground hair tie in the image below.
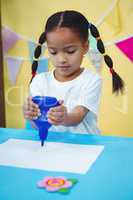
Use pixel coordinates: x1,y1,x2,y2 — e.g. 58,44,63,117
33,57,38,61
96,36,101,41
32,72,37,77
102,52,106,56
109,68,114,74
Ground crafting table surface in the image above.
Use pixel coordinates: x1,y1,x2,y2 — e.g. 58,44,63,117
0,128,133,200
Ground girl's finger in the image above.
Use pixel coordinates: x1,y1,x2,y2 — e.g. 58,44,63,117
28,105,39,112
48,110,64,118
50,105,66,112
29,101,38,109
27,96,32,102
27,97,39,109
24,109,40,118
48,114,63,123
58,100,64,105
48,118,60,125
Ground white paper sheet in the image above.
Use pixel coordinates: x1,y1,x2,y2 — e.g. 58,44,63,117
0,139,104,174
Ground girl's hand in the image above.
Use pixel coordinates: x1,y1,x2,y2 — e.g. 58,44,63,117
23,96,40,120
47,100,67,125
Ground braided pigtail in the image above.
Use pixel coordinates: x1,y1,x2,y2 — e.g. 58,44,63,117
30,32,46,83
90,23,124,94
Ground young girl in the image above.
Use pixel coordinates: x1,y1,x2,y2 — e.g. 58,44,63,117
23,10,124,134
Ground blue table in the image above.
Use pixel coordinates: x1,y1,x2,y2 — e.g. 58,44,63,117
0,128,133,200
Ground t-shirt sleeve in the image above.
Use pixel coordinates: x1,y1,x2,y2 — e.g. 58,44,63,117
76,74,102,115
29,74,45,96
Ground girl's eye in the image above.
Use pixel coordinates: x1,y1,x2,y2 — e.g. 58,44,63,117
67,50,76,54
50,51,57,55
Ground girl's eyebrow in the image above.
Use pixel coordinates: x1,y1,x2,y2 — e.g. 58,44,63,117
48,45,78,50
64,45,78,49
48,47,57,50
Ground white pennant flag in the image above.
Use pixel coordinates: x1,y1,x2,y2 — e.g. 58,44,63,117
88,49,103,73
6,57,23,85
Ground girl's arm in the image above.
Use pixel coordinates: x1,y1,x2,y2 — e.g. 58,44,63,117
63,106,88,126
47,104,89,126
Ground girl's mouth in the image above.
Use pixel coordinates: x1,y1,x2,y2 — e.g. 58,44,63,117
58,66,70,68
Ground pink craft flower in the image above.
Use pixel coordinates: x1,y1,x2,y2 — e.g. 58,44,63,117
37,176,72,192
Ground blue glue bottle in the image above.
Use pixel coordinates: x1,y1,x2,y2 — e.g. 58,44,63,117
32,96,60,146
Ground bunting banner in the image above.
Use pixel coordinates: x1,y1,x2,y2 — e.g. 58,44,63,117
2,26,20,53
96,0,118,27
88,49,103,73
2,25,132,85
88,32,103,73
115,36,133,62
6,57,23,85
103,0,122,35
37,58,49,73
28,41,36,61
89,32,97,50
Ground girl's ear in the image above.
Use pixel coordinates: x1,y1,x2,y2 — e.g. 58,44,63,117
83,40,89,55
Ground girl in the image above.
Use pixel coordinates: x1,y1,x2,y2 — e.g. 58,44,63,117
23,10,124,134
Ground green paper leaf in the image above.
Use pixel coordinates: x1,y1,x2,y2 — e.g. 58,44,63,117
58,188,70,193
68,178,78,185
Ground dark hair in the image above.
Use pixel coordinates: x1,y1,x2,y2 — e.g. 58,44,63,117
31,10,124,94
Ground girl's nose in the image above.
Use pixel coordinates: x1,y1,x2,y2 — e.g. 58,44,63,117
58,53,67,64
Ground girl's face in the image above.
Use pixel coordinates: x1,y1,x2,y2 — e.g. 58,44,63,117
46,27,88,81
